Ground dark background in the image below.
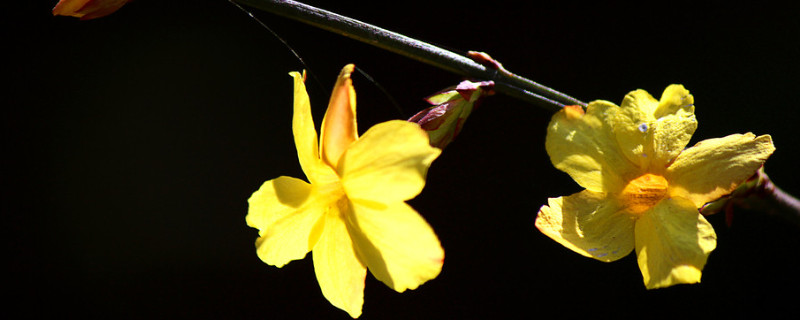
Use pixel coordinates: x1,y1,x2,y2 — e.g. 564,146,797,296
6,1,800,318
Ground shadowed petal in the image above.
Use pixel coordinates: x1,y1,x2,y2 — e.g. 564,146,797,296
535,190,635,262
313,209,366,318
320,64,359,168
546,103,639,193
667,133,775,208
247,177,311,230
348,199,443,292
246,177,326,267
635,197,717,289
339,120,440,203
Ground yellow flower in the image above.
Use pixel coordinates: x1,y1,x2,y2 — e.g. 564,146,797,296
246,65,443,318
535,85,775,289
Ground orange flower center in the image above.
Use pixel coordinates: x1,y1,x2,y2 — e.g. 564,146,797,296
619,173,669,215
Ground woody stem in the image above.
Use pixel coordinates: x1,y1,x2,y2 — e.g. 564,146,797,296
743,170,800,227
232,0,586,111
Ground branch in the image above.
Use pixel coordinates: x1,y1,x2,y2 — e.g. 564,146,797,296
736,169,800,227
233,0,586,112
702,168,800,228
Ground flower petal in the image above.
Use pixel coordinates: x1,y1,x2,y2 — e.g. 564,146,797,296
246,176,326,267
654,85,695,119
634,197,717,289
247,176,310,231
339,120,441,203
608,91,652,169
648,109,697,170
535,190,635,262
620,89,659,120
320,64,359,168
611,85,696,172
313,209,366,318
348,199,443,292
290,71,338,185
546,102,638,193
666,133,775,208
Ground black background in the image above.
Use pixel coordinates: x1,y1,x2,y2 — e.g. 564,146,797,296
6,1,800,318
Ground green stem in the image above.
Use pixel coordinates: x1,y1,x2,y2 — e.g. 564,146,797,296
233,0,586,111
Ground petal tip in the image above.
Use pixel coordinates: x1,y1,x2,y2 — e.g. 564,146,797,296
563,105,585,120
340,64,356,78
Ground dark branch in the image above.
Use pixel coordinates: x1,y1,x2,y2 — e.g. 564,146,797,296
234,0,586,111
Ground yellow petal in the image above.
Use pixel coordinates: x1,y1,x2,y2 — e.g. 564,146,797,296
611,86,696,171
535,190,635,262
546,101,638,193
290,71,338,185
313,208,366,318
320,64,359,168
654,85,695,119
651,85,697,170
667,133,775,208
347,199,443,292
621,89,660,118
609,92,651,169
246,176,326,267
634,197,717,289
246,176,310,230
339,120,441,203
648,110,697,170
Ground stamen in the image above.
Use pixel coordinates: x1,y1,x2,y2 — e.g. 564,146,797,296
620,173,668,215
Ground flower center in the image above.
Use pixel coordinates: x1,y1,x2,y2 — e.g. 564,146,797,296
619,173,669,215
318,179,349,216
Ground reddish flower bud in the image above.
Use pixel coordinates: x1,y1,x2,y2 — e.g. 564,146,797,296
52,0,130,20
408,80,494,148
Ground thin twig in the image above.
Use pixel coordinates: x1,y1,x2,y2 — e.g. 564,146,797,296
234,0,586,111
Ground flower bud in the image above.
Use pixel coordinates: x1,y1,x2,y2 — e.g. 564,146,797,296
52,0,130,20
408,80,494,148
